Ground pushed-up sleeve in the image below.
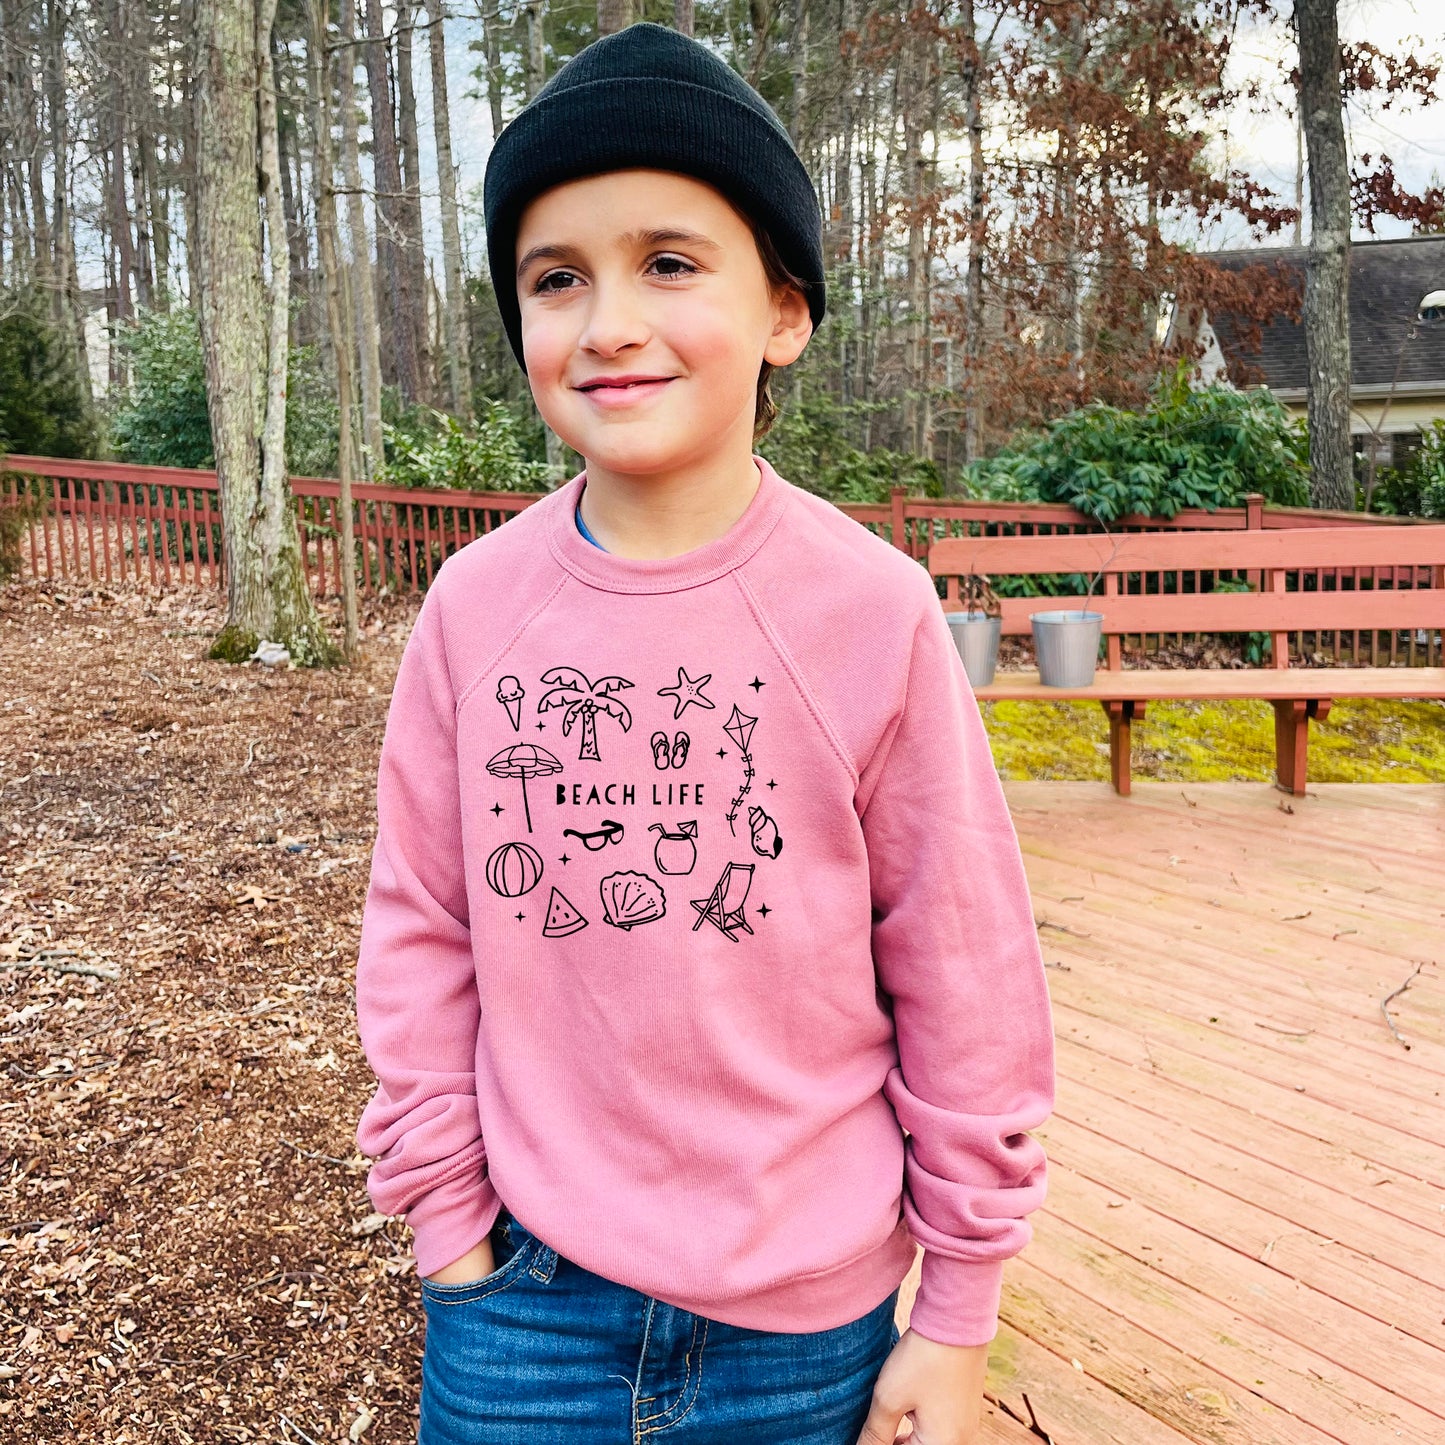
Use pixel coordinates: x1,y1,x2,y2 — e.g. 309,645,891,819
353,578,499,1278
858,586,1056,1347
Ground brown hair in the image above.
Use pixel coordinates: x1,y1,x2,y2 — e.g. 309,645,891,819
747,215,812,440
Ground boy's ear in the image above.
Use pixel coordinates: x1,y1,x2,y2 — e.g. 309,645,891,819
765,284,814,368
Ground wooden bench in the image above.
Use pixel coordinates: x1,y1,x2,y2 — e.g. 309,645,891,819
928,524,1445,795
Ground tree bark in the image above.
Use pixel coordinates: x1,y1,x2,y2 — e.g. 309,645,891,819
338,0,385,475
960,0,986,465
598,0,631,39
395,3,432,401
425,0,471,418
362,0,421,401
309,0,359,659
1295,0,1353,510
194,0,333,665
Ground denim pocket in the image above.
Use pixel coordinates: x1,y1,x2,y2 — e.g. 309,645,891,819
419,1212,535,1307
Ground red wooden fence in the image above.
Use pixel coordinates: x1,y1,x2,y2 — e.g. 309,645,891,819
2,452,1435,665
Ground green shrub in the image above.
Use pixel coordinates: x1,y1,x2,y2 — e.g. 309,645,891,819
961,363,1311,523
0,290,97,458
109,308,339,475
376,399,558,491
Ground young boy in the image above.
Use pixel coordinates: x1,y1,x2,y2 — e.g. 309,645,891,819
354,22,1055,1444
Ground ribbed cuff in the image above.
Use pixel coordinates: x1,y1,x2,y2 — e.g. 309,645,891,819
906,1253,1006,1347
405,1170,502,1280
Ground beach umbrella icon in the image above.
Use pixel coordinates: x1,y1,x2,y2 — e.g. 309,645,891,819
486,742,563,833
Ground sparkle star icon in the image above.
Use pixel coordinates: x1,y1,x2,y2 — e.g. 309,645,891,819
716,747,728,759
514,911,525,922
748,676,765,692
657,665,716,719
559,853,571,865
757,903,771,918
490,802,504,816
766,779,778,789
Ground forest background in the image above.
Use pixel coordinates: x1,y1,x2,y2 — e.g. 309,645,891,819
2,0,1445,613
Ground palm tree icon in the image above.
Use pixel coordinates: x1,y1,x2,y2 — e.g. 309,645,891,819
537,667,634,762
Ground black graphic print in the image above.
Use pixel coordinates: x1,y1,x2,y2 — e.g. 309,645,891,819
690,861,755,942
486,840,544,896
562,819,625,851
650,730,691,768
722,705,757,837
747,807,782,859
496,675,525,732
542,886,588,937
657,665,715,719
649,820,698,875
600,870,667,930
539,667,635,761
485,665,781,941
486,743,563,834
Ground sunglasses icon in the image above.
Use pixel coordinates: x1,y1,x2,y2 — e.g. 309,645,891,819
561,819,625,852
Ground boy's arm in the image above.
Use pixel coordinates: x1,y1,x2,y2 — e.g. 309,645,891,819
857,583,1056,1348
354,575,499,1279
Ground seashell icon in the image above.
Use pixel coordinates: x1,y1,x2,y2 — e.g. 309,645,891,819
599,870,667,931
747,805,782,859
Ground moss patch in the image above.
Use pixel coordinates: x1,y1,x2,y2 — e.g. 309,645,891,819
981,697,1445,784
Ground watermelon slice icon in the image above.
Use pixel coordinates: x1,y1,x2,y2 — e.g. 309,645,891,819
542,886,588,937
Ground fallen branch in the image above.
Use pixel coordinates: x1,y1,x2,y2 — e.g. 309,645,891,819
1381,962,1427,1050
0,947,119,981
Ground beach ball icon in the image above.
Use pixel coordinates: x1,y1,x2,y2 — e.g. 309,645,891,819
486,840,544,897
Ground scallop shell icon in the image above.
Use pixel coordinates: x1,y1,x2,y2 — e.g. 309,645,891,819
599,871,666,931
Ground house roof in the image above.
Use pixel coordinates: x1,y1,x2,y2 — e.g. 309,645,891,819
1203,234,1445,394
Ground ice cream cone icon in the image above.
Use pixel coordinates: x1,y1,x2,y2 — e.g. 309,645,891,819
497,675,525,732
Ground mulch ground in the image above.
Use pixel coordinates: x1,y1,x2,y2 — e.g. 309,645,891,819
1,579,428,1443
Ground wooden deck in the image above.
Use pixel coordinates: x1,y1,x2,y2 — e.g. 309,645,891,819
895,783,1445,1444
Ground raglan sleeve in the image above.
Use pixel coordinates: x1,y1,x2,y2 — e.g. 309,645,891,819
857,579,1056,1347
353,574,500,1278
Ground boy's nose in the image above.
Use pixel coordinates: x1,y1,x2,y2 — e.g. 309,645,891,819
577,283,652,355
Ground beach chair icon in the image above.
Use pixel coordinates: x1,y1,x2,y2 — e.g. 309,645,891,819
690,861,755,942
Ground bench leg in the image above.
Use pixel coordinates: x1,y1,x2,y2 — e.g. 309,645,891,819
1272,699,1330,796
1102,700,1144,796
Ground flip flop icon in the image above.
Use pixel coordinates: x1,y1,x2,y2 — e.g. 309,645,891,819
670,731,690,768
651,731,671,769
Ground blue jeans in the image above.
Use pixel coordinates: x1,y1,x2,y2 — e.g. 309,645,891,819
418,1206,902,1444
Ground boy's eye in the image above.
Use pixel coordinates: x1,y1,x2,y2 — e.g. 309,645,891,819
531,254,698,294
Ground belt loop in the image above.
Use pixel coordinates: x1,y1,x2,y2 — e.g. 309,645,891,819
528,1239,559,1283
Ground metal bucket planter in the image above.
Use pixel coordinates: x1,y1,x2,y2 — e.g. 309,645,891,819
1030,609,1104,687
945,611,1002,688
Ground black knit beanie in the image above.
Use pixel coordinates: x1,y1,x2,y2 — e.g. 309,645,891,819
482,21,825,375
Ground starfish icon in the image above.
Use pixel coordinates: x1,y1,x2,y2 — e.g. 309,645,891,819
657,665,716,719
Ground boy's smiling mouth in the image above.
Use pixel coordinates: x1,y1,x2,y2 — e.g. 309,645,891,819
575,376,678,406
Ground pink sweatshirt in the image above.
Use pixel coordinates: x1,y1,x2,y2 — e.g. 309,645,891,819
353,453,1055,1347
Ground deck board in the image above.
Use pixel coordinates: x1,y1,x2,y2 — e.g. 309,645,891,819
895,783,1445,1444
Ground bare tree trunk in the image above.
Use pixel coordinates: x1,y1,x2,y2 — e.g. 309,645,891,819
960,0,986,466
309,0,359,659
598,0,631,38
481,0,505,136
395,3,432,402
194,0,333,666
362,0,421,401
674,0,694,38
105,0,136,326
46,0,91,403
1296,0,1353,510
338,0,385,476
788,0,809,150
425,0,471,418
525,0,547,101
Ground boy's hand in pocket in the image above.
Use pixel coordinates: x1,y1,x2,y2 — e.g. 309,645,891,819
424,1237,496,1286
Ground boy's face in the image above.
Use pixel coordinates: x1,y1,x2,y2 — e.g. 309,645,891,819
514,168,812,475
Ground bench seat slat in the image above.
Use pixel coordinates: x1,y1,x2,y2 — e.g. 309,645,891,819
971,667,1445,703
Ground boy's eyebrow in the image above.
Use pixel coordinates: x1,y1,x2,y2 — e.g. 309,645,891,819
517,228,722,281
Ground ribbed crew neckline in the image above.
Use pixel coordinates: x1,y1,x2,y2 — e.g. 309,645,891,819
546,453,791,593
